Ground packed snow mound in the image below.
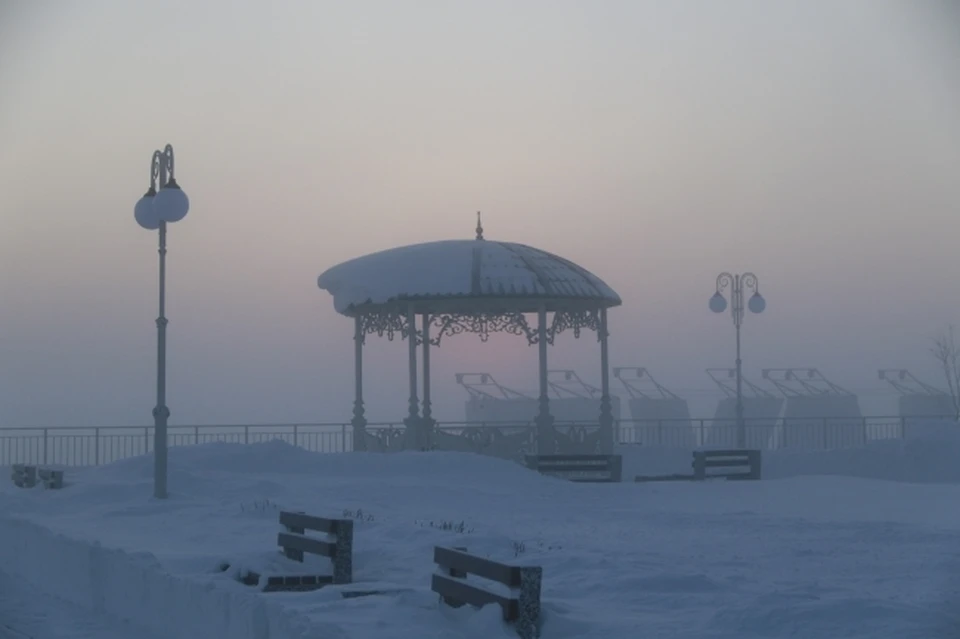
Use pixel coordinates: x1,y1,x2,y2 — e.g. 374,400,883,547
765,438,960,484
620,435,960,484
89,439,547,486
4,437,960,637
0,517,330,639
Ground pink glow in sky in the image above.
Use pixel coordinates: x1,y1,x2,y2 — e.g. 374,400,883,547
1,0,958,426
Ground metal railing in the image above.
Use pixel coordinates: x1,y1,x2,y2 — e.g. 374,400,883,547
0,416,953,467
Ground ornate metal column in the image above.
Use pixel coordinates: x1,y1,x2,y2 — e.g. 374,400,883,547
403,307,421,449
351,315,367,451
598,308,614,454
535,306,554,453
420,312,434,450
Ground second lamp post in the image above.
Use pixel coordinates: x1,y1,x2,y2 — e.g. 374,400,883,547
709,272,766,448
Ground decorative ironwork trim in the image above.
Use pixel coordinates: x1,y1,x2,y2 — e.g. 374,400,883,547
429,312,538,346
545,309,601,344
356,308,603,346
357,311,407,345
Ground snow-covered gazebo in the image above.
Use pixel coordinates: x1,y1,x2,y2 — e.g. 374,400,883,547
317,215,622,457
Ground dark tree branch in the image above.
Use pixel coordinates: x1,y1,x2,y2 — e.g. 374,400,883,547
930,325,960,421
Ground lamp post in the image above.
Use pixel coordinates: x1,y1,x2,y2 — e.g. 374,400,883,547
709,272,765,448
134,144,190,499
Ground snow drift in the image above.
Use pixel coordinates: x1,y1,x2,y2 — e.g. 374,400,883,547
0,516,337,639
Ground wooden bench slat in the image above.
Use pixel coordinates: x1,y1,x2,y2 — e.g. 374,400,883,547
635,474,696,482
693,458,751,468
532,455,613,463
431,573,517,616
431,546,541,639
434,546,522,587
279,511,340,534
692,449,761,481
537,462,610,470
525,454,622,483
698,449,758,457
277,532,336,558
538,464,614,473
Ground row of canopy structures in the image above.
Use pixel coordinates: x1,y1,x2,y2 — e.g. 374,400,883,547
317,215,622,458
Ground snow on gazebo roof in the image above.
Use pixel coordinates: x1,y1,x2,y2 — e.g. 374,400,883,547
318,231,621,316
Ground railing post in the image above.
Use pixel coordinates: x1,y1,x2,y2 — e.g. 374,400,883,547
822,417,828,449
341,423,347,452
900,416,906,440
657,420,663,446
861,417,867,445
194,425,200,445
43,428,48,465
144,426,150,454
95,427,100,466
244,425,249,445
294,424,300,448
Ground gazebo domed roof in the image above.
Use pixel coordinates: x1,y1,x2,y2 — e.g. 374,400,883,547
318,238,621,316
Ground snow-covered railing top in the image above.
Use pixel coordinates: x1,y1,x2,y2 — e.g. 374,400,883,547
317,239,621,316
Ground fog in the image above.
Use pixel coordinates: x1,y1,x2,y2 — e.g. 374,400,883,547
1,0,958,427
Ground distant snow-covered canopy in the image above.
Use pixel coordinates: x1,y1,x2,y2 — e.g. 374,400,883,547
317,239,621,316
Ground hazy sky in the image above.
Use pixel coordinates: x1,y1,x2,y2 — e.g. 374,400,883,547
1,0,959,427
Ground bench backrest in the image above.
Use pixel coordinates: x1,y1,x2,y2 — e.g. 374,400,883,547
524,454,622,483
37,468,64,489
11,465,63,489
692,449,761,480
431,546,541,639
11,464,36,488
277,510,353,584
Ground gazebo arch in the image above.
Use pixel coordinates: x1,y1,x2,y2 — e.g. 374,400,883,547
317,215,622,457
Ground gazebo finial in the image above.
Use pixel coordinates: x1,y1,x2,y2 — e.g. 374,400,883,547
475,211,484,241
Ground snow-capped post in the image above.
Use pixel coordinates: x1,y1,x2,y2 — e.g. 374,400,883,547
351,315,367,451
404,307,421,449
331,518,354,584
421,312,434,450
535,305,554,454
133,144,190,500
598,307,614,454
516,565,543,639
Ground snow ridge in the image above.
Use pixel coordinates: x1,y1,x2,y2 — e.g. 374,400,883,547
0,516,334,639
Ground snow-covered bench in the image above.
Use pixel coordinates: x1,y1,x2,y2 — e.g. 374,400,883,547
635,448,762,482
242,510,354,592
432,546,542,639
10,465,63,489
524,454,622,483
692,449,761,480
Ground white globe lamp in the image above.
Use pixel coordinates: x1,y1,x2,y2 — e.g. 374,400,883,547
709,292,727,313
153,178,189,223
134,189,160,230
748,292,766,314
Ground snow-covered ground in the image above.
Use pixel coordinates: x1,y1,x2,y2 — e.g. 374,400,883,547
0,569,164,639
2,438,960,638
